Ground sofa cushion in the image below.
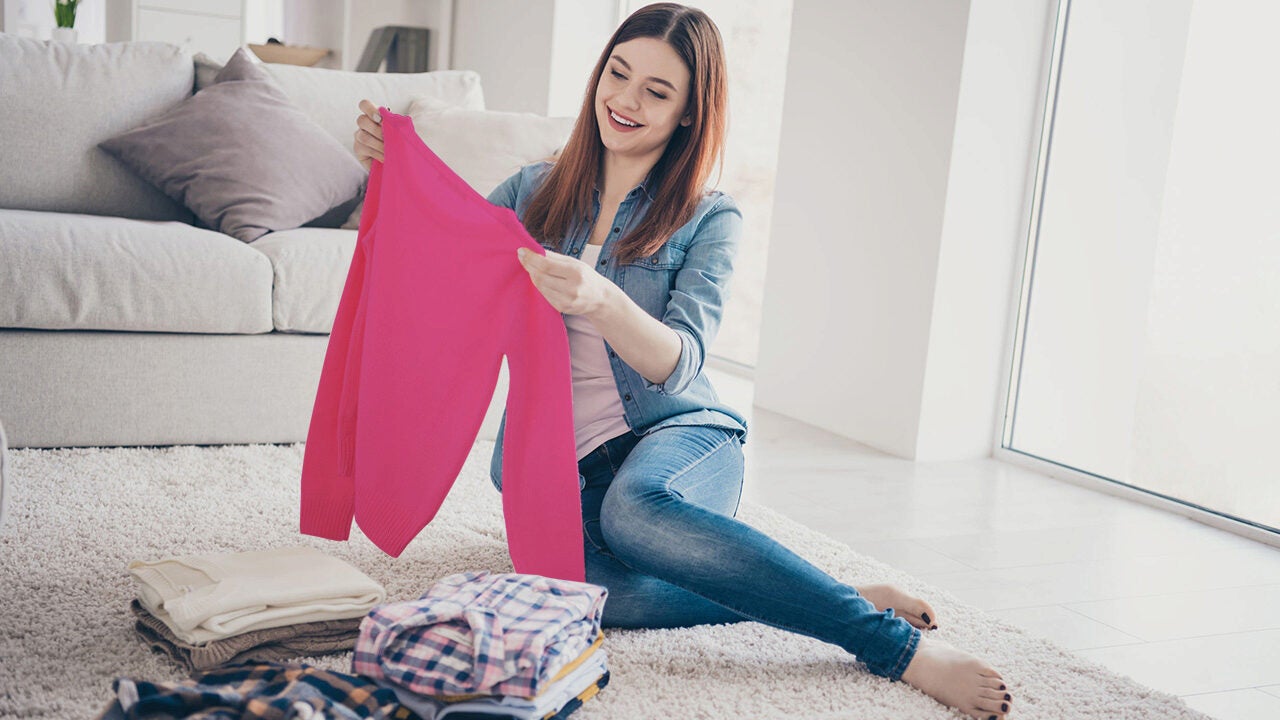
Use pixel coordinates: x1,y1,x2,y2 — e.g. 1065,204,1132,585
0,209,273,334
249,228,356,334
408,95,575,199
0,35,195,223
193,53,486,151
340,98,573,230
98,48,367,244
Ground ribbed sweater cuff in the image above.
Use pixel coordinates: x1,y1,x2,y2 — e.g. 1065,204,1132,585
299,484,355,541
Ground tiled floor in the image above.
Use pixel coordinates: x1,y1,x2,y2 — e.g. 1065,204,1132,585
705,365,1280,720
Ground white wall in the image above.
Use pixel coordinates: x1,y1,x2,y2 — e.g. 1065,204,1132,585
754,0,1057,461
453,0,622,115
918,0,1063,461
453,0,554,113
547,0,620,117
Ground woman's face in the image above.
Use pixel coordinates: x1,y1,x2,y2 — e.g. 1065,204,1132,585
595,37,692,160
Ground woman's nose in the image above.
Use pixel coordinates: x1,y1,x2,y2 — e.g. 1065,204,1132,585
616,85,643,109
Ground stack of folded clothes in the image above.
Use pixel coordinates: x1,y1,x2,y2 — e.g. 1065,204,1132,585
355,570,611,720
126,544,386,672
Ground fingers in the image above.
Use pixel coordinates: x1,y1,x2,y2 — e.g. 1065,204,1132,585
358,98,382,123
518,248,577,280
354,100,385,167
352,129,383,167
355,123,384,152
519,261,571,308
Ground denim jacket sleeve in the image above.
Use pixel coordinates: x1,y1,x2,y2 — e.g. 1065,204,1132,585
486,168,522,210
643,194,743,396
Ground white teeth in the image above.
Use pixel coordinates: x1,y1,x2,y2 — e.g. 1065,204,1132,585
610,110,639,127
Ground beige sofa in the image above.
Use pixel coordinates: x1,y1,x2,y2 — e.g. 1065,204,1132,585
0,36,543,449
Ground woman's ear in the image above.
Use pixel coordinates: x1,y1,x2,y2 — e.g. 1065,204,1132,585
680,114,692,127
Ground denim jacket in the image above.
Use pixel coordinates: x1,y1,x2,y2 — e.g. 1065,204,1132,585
486,160,749,489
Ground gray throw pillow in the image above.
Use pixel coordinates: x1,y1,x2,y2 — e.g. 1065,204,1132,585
98,47,366,243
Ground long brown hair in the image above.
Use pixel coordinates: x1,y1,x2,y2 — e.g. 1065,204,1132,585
521,2,729,265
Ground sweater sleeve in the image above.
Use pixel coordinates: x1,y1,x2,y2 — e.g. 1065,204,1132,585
500,242,585,582
299,150,387,540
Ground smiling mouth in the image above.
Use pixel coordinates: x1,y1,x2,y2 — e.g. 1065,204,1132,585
607,106,643,127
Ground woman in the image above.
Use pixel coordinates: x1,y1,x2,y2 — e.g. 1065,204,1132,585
353,4,1011,719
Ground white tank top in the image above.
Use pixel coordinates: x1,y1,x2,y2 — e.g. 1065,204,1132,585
564,242,632,460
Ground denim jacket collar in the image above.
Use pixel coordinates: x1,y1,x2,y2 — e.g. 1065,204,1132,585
593,165,657,202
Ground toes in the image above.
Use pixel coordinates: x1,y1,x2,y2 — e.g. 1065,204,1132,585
977,695,1011,715
971,673,1010,719
919,601,938,628
899,612,929,630
980,676,1008,695
979,688,1010,703
890,587,939,630
906,610,936,630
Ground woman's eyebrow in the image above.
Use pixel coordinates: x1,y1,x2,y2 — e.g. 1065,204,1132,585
611,55,678,92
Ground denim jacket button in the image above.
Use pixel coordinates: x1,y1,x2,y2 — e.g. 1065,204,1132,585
624,393,632,401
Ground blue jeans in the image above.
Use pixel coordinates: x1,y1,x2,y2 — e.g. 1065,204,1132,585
493,424,921,680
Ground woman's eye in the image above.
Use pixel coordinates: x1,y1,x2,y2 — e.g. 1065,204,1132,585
611,69,665,99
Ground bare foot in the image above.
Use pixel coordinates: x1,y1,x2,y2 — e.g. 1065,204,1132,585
855,583,938,630
899,635,1012,720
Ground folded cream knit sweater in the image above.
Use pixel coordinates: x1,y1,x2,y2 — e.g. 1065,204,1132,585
128,544,385,645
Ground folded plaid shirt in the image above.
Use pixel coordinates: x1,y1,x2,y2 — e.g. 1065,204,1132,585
353,571,607,699
110,661,418,720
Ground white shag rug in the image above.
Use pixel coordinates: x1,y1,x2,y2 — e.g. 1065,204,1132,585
0,440,1211,720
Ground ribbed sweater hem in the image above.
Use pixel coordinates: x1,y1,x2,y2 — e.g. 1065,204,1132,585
356,494,430,558
299,487,355,541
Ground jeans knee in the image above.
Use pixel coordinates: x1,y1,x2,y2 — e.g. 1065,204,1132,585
598,479,671,556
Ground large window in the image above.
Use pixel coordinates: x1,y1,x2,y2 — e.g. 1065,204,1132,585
1004,0,1279,533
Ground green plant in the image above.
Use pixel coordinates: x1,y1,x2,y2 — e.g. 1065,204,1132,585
54,0,80,29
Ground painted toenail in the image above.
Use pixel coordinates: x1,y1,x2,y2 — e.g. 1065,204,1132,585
988,715,997,720
999,684,1006,691
930,624,938,630
921,612,931,624
1004,693,1011,701
1002,703,1008,712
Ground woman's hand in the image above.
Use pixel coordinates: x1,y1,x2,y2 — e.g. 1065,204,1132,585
354,99,384,171
516,247,618,318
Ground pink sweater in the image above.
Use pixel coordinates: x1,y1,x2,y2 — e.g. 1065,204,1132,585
299,108,584,582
